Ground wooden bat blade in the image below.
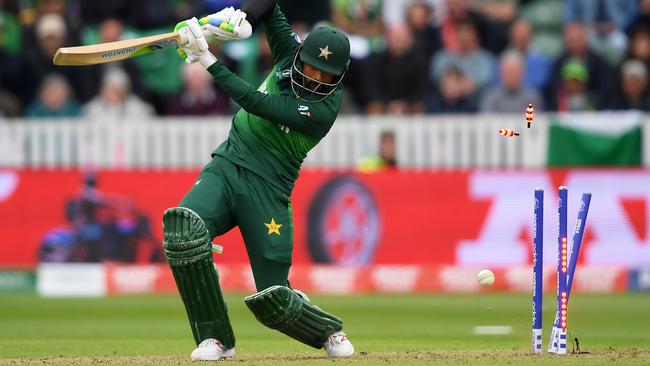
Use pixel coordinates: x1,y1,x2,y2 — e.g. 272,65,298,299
53,31,182,66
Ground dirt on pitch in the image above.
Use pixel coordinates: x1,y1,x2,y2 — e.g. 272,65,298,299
2,348,650,366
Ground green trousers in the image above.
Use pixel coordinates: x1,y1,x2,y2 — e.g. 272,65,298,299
180,156,293,291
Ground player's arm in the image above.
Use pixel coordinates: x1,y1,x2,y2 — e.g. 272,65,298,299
207,62,334,138
176,16,334,138
242,0,300,65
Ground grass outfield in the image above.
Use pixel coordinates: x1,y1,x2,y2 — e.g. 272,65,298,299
0,293,649,365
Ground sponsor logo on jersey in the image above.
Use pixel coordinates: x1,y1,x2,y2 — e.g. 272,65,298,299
298,105,311,118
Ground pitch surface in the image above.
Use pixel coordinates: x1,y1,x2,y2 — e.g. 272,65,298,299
1,293,648,365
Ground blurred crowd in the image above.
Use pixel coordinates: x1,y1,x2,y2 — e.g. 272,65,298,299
2,0,650,118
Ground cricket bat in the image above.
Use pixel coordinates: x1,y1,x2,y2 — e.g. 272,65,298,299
53,31,185,66
53,13,250,66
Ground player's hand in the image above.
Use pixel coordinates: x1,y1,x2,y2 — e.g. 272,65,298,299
199,7,252,41
175,17,217,68
178,17,208,55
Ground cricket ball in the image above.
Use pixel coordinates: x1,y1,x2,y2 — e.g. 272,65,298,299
477,269,495,286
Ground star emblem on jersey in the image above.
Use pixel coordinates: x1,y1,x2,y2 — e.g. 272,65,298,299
265,218,282,236
319,45,333,60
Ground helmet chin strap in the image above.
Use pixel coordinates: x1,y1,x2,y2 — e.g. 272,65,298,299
290,48,346,102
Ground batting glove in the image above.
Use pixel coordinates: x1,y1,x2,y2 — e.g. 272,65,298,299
175,17,217,68
200,7,252,41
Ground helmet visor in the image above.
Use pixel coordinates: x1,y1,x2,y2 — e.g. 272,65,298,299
290,49,346,102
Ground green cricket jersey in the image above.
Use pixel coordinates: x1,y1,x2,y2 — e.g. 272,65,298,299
206,5,343,194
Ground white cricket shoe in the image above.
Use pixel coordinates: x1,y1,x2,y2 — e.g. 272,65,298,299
323,331,354,358
190,338,235,361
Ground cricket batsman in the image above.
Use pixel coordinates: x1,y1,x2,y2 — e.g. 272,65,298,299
163,0,354,361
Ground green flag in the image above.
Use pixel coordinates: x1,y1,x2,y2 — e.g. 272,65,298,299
548,112,642,166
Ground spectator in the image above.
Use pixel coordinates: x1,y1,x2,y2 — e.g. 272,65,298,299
607,59,650,110
254,33,274,84
204,0,241,13
170,63,230,116
502,19,551,91
0,88,20,116
127,0,203,29
83,68,154,120
358,130,398,172
480,51,543,112
0,11,22,117
23,13,81,103
626,26,650,72
575,0,632,66
138,55,184,116
32,13,67,63
24,0,78,22
223,33,269,88
378,130,397,169
21,0,82,60
440,0,491,52
0,3,22,55
384,0,445,27
565,0,636,31
627,0,650,34
80,0,202,29
547,22,612,110
468,0,518,54
79,0,133,24
406,1,443,63
432,20,495,91
332,0,384,111
278,0,330,28
26,74,80,118
84,2,199,116
77,19,143,103
364,24,428,115
426,65,478,113
556,59,597,112
333,0,383,38
36,0,71,19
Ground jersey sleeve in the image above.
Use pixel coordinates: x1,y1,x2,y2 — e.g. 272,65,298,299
207,62,338,139
241,0,275,30
262,4,301,65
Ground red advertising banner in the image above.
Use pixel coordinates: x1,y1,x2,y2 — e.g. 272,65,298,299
1,169,649,267
102,263,629,294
